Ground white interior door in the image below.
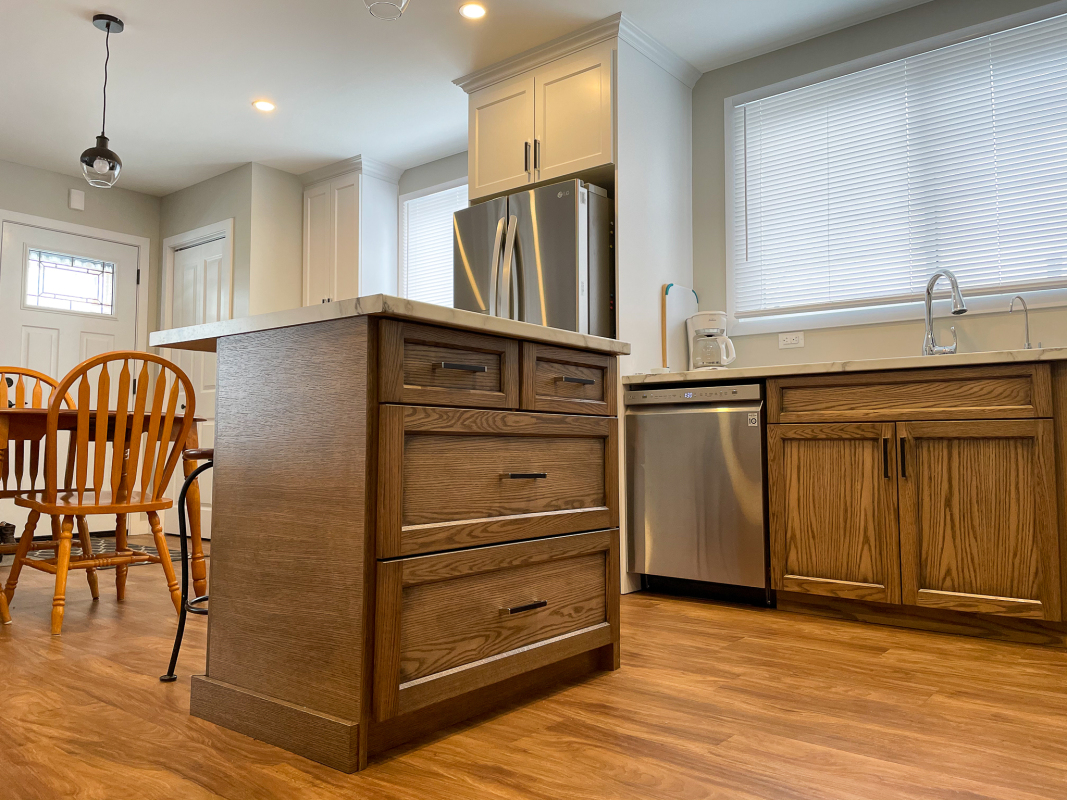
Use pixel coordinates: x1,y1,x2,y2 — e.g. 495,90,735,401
0,221,139,532
162,235,231,537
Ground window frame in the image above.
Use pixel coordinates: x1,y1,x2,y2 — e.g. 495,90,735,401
397,176,469,306
724,1,1067,337
21,244,118,320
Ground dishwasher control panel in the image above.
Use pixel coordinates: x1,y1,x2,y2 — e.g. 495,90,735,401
624,384,761,405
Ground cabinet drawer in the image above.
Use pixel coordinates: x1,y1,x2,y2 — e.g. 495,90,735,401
379,319,519,409
521,342,616,415
378,405,618,557
767,365,1052,423
373,529,617,720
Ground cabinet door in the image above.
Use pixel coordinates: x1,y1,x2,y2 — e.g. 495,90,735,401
330,172,361,302
768,423,901,602
469,74,534,200
533,41,614,183
302,181,333,306
898,420,1061,620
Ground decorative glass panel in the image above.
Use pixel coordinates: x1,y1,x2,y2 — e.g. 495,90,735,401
25,249,115,315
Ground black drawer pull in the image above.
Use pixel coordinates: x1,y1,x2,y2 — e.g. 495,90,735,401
506,472,548,479
882,438,889,479
438,362,487,373
559,375,595,385
900,438,907,479
502,600,547,615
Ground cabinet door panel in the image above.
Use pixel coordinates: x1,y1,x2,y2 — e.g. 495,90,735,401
302,181,333,306
768,423,900,602
469,74,534,200
534,41,614,182
331,173,360,302
899,420,1061,620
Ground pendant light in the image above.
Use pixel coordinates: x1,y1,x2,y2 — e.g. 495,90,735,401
80,14,124,188
364,0,410,20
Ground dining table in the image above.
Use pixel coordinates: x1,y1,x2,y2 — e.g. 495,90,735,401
0,408,209,597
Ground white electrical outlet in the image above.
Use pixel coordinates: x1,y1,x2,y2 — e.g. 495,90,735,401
779,331,805,349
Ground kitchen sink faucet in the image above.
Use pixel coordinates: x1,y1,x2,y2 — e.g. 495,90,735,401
922,269,968,355
1009,295,1034,349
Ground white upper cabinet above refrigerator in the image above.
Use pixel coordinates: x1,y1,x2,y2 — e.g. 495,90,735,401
469,74,535,199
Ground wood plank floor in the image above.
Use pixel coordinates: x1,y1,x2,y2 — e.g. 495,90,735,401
2,542,1066,800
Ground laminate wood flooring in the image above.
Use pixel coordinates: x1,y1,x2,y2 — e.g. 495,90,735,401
1,544,1065,799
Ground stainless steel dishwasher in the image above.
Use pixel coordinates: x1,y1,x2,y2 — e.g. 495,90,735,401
625,384,767,594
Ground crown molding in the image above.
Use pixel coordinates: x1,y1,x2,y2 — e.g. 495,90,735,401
453,13,701,94
300,155,403,186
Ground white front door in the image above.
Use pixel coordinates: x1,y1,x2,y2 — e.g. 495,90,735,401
0,221,139,531
162,235,231,537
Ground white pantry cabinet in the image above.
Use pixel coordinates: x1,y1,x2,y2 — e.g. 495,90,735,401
466,40,615,200
302,157,401,307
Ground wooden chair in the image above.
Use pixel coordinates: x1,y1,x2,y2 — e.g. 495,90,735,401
4,353,195,634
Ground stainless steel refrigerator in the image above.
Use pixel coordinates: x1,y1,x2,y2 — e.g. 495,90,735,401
453,179,614,338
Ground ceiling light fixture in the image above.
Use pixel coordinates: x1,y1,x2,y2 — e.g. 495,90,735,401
80,14,124,188
252,100,276,112
364,0,410,20
459,3,485,19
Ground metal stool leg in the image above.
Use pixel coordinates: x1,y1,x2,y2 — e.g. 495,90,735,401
160,460,213,682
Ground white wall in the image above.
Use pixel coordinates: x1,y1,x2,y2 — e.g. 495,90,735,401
398,152,468,198
249,163,303,315
360,173,400,296
692,0,1065,368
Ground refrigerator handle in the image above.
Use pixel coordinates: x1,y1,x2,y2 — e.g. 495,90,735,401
487,216,505,317
500,215,518,319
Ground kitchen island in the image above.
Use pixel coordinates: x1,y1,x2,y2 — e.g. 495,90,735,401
151,295,629,772
626,349,1067,647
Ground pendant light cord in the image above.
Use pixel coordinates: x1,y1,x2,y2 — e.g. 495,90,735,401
100,23,110,137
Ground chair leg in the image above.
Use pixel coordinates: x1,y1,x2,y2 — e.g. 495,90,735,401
149,511,181,614
186,467,208,599
4,510,40,604
0,587,10,625
51,516,74,636
115,513,129,601
75,516,99,600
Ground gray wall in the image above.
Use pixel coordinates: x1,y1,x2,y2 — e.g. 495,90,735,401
0,158,162,332
249,163,303,315
398,151,468,197
693,0,1063,367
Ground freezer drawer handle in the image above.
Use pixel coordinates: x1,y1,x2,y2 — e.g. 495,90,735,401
505,472,548,479
501,600,547,616
558,376,595,385
437,362,487,373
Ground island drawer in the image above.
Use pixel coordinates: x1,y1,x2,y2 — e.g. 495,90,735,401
379,319,520,409
373,529,618,720
377,405,618,558
520,343,617,416
767,364,1053,423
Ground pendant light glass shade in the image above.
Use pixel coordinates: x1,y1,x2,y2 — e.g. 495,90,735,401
80,135,122,188
364,0,409,19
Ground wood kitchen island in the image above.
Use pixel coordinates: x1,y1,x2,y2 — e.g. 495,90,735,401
150,295,629,772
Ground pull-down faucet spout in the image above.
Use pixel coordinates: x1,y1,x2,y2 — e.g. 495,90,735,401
922,269,967,356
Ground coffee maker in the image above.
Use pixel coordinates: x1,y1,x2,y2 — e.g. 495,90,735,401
686,311,736,370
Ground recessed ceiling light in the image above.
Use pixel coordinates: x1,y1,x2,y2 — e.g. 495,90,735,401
459,3,485,19
252,100,276,112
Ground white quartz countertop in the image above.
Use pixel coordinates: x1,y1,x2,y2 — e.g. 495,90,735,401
623,346,1067,384
149,294,631,356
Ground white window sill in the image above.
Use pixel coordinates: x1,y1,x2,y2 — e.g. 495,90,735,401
728,288,1067,337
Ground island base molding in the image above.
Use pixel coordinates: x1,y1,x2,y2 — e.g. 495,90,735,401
778,592,1067,648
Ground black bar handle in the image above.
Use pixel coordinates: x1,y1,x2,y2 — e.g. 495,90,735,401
559,375,595,385
883,438,889,479
506,472,548,479
900,438,907,479
525,141,531,173
503,600,547,615
438,362,487,373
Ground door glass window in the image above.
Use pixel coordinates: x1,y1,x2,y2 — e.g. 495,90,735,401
25,249,115,315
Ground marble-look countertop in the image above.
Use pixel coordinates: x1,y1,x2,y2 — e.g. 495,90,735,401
624,345,1067,384
149,294,631,356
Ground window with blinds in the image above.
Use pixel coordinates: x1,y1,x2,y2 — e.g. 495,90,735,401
730,13,1067,321
400,182,469,307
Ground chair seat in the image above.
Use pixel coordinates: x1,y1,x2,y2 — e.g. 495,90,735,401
14,490,173,514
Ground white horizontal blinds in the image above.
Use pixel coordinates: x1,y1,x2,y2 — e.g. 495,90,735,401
733,12,1067,318
401,183,469,307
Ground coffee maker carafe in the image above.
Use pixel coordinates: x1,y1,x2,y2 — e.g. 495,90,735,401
686,311,736,370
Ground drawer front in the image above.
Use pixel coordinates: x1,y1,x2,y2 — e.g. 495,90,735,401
374,529,618,720
521,342,616,415
378,406,618,557
379,319,519,409
768,365,1052,423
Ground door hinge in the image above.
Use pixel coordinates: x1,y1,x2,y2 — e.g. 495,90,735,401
136,268,141,285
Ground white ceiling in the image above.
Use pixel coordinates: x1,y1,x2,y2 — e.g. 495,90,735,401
0,0,931,196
